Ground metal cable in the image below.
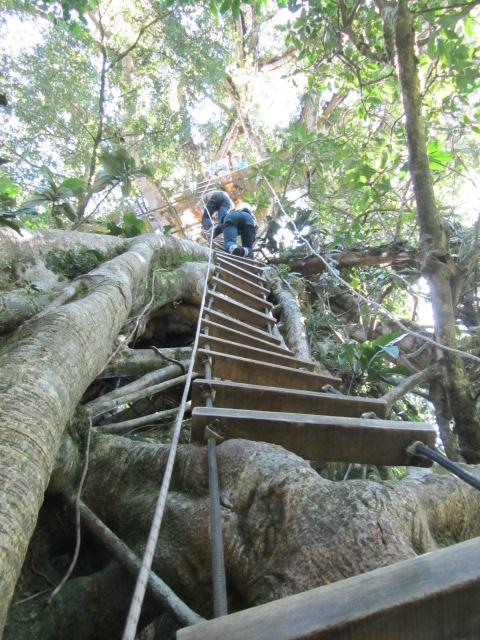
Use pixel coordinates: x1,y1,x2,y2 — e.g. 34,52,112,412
236,112,480,365
407,442,480,491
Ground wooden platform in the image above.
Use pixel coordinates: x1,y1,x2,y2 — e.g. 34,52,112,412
192,380,388,418
194,350,341,391
178,535,480,640
191,406,435,465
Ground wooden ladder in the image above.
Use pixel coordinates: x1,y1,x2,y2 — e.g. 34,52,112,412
179,249,478,640
191,249,436,467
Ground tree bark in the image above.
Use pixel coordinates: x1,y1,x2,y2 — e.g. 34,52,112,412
395,0,480,461
0,232,207,632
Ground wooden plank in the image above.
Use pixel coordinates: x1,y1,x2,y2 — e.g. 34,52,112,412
214,265,270,297
198,335,315,371
214,250,264,270
191,406,435,466
192,379,387,418
201,319,292,355
204,309,282,345
194,350,341,391
207,292,275,330
178,536,480,640
216,256,267,286
211,276,273,313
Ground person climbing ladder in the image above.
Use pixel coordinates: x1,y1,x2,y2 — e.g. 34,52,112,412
222,201,256,257
201,190,256,257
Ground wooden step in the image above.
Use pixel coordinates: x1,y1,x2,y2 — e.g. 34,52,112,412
216,256,267,286
207,292,275,330
204,310,282,346
198,335,315,371
194,350,341,391
211,276,273,312
178,536,480,640
201,319,292,355
192,379,387,418
191,407,435,466
214,250,264,270
214,265,270,298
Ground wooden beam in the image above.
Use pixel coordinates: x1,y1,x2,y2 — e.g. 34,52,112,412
201,319,291,355
194,350,341,391
214,265,270,297
211,276,273,312
192,379,387,418
178,536,480,640
204,310,282,345
214,251,265,271
208,292,275,330
198,335,315,371
216,256,267,285
191,406,435,465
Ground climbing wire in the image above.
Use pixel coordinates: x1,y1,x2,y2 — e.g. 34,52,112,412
235,111,480,366
121,181,221,639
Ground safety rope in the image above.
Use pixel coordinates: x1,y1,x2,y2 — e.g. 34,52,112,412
235,112,480,366
122,178,220,639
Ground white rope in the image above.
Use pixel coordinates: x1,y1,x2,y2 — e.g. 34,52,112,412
236,111,480,366
122,166,222,640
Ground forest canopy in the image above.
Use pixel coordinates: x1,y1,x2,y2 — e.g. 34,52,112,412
0,0,480,638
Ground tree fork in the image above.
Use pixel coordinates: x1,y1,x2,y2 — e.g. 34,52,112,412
394,0,480,461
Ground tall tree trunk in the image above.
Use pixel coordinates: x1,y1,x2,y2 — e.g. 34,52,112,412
0,233,207,632
395,0,480,462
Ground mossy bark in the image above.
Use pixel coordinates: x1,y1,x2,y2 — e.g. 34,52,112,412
0,233,208,633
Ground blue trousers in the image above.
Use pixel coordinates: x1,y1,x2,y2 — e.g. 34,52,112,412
223,210,255,251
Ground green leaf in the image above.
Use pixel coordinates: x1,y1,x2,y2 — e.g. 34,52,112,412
59,177,87,195
106,221,123,236
60,202,78,222
0,177,20,196
379,344,400,359
123,211,138,225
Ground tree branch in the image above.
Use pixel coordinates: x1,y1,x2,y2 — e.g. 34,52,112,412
381,363,441,409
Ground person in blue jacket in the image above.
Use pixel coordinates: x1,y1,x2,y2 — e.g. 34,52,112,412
201,192,256,257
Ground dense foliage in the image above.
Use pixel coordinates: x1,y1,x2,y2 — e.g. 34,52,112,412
1,0,479,453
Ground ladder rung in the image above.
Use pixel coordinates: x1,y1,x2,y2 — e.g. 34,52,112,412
178,536,480,640
201,318,289,354
207,292,275,330
194,350,341,391
216,256,267,285
204,309,282,345
198,335,314,371
191,406,436,466
214,250,264,270
192,379,387,418
214,265,270,297
211,277,273,312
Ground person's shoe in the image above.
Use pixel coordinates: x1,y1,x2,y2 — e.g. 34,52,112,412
228,244,239,254
232,245,247,257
